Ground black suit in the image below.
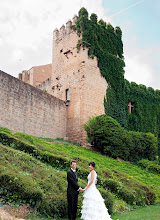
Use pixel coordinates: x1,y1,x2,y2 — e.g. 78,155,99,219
67,169,79,220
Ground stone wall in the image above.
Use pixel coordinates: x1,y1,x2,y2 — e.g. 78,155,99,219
0,70,67,139
18,64,52,87
36,77,52,92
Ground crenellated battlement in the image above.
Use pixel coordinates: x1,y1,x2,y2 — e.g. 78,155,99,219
53,14,78,41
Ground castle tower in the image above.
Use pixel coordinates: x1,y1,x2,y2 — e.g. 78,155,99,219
50,15,108,145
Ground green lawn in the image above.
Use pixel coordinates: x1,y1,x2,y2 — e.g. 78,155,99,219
28,204,160,220
64,204,160,220
111,203,160,220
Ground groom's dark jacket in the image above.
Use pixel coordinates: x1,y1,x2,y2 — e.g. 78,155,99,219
67,169,79,195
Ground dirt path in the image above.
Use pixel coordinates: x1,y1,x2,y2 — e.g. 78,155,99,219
0,207,25,220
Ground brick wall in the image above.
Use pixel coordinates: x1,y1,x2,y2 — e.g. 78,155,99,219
0,70,66,139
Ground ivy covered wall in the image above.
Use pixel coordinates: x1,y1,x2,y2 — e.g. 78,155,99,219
125,80,160,143
72,8,160,156
72,8,127,127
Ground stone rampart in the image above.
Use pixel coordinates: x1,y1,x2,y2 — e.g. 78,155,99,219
36,77,52,92
0,70,67,139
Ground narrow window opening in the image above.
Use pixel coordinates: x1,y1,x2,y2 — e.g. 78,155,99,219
66,89,69,101
128,100,134,114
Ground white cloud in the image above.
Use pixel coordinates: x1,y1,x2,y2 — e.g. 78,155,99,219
124,36,160,90
0,0,106,77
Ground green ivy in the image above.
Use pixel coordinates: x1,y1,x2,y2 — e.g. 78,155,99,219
73,8,160,158
72,7,126,127
125,80,160,158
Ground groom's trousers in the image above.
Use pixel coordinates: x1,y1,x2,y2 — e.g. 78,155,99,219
67,192,78,220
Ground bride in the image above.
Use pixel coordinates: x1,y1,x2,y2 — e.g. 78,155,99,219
81,161,112,220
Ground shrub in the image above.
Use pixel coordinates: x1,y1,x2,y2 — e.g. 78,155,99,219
118,187,136,205
14,132,35,145
0,132,69,170
84,115,158,162
147,164,160,174
103,178,121,192
0,127,13,135
128,132,158,162
97,167,156,206
138,159,155,169
84,115,130,160
138,159,160,174
38,194,68,218
0,170,43,206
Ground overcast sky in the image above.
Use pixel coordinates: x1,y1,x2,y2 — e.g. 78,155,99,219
0,0,159,89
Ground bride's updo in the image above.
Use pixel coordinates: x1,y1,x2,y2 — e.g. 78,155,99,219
89,161,95,167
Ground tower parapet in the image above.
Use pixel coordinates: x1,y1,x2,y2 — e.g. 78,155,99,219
66,19,72,34
53,14,78,41
72,14,78,25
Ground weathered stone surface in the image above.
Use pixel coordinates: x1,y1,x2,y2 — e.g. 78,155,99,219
50,29,108,145
18,64,52,87
0,70,66,139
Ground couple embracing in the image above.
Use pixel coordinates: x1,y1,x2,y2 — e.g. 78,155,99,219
67,160,112,220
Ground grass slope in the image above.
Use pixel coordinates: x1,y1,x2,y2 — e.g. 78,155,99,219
0,127,160,219
112,203,160,220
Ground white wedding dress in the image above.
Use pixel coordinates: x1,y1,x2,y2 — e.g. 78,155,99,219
81,170,112,220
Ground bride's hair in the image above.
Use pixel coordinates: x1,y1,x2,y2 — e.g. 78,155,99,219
89,161,95,167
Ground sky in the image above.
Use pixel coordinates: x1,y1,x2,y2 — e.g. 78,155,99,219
0,0,159,90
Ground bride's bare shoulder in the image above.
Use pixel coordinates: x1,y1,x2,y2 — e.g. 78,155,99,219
91,170,96,175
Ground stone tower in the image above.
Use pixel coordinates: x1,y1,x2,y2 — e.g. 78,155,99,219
48,15,108,145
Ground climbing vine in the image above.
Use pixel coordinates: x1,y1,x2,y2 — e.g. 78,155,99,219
72,8,127,127
72,7,160,157
125,80,160,155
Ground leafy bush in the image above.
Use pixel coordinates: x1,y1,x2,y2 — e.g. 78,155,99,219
0,127,13,135
38,194,68,218
0,169,43,206
99,168,156,206
84,115,158,162
138,159,160,174
147,164,160,174
0,132,69,170
14,132,35,145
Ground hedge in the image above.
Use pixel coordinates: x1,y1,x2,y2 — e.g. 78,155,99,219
0,131,70,169
99,168,156,206
84,115,158,162
0,169,43,206
138,159,160,174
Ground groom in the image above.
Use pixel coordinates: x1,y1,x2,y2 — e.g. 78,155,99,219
67,160,82,220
